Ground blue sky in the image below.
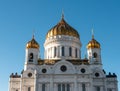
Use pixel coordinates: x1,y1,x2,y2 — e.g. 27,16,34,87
0,0,120,91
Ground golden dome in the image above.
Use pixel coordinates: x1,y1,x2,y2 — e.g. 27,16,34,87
46,17,79,39
26,35,39,49
87,36,100,49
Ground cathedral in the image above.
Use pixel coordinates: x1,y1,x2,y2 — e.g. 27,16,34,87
9,15,118,91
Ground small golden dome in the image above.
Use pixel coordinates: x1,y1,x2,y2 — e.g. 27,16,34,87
26,35,39,49
87,36,100,49
46,17,79,39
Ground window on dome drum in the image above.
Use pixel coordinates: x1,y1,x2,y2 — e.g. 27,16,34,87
16,90,18,91
58,84,70,91
82,84,86,91
75,48,77,58
28,87,31,91
93,52,97,58
96,86,100,91
29,53,33,62
54,47,56,57
42,84,46,91
69,47,72,56
62,46,64,56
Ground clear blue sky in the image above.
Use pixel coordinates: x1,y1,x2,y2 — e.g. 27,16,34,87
0,0,120,91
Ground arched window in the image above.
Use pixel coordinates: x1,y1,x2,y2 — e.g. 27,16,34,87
93,52,97,58
82,84,86,91
69,47,72,56
75,48,77,58
62,46,64,56
29,53,33,62
16,90,18,91
29,53,33,59
54,47,56,57
42,84,45,91
28,87,31,91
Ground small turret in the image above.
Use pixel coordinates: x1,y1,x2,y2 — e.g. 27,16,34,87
24,35,40,70
87,29,101,65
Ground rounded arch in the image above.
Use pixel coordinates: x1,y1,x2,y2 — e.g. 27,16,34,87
79,65,91,74
53,60,76,74
92,67,106,78
93,52,97,58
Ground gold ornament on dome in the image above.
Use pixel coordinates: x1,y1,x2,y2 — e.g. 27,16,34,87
46,17,79,39
26,36,39,49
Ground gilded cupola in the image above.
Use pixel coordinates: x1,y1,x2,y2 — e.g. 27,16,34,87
26,35,39,49
87,35,100,49
46,15,79,39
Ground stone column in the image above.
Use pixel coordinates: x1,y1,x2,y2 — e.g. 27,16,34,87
54,83,57,91
72,47,75,58
79,83,82,91
47,48,49,59
56,46,58,58
77,49,79,58
20,78,22,91
57,46,60,57
86,83,90,91
50,75,53,91
70,83,74,91
65,46,68,57
60,46,62,57
34,71,37,91
100,86,104,91
50,47,52,58
65,84,67,91
74,76,78,91
51,47,54,58
39,84,42,91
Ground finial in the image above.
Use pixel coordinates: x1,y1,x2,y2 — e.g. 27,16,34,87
91,28,94,39
61,10,64,19
32,29,35,39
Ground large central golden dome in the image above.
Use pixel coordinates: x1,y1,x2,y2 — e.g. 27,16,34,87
46,17,79,39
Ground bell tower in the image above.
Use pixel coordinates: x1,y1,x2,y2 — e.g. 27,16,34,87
87,30,101,65
24,35,40,70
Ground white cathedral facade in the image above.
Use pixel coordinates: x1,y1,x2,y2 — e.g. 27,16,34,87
9,16,118,91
